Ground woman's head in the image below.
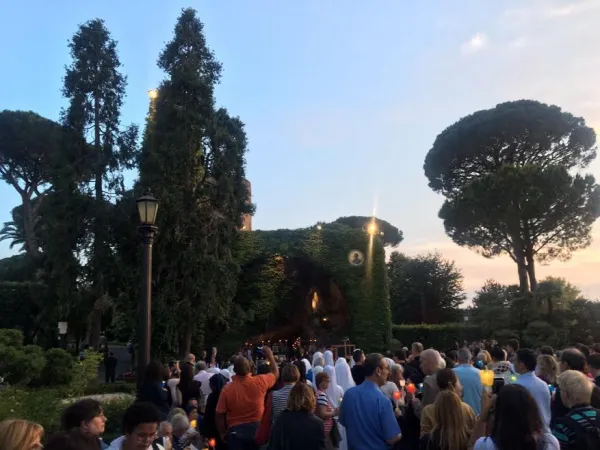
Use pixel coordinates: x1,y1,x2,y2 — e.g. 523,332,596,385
316,371,330,391
559,370,594,409
491,384,542,449
293,360,307,383
432,391,470,450
436,368,461,395
61,399,106,436
287,382,316,412
536,355,558,384
0,420,44,450
477,350,492,366
209,373,227,395
144,360,165,383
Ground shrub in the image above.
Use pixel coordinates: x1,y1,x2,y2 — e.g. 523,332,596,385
102,396,134,441
66,351,103,397
42,349,74,386
84,382,137,396
391,323,484,350
0,344,46,386
0,328,24,347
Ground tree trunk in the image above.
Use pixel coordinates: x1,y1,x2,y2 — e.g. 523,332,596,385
21,196,40,258
179,326,193,360
517,259,530,293
89,93,104,349
525,249,537,291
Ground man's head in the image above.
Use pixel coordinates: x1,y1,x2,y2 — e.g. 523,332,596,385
281,364,300,384
195,361,206,373
364,353,390,387
170,413,190,439
61,399,106,437
490,346,506,362
420,349,442,376
390,364,404,382
457,348,471,365
539,346,554,356
505,339,519,356
560,348,587,373
590,343,600,355
393,349,407,362
558,370,594,409
185,353,195,364
122,402,161,450
446,350,458,363
411,342,424,357
158,422,172,440
514,349,537,375
234,356,252,376
352,349,365,365
588,354,600,375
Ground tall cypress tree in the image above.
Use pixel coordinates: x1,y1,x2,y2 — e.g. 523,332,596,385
139,8,251,357
62,19,138,347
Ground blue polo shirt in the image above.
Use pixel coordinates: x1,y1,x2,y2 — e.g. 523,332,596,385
339,380,401,450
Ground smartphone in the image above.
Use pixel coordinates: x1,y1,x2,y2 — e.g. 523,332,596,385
492,377,505,395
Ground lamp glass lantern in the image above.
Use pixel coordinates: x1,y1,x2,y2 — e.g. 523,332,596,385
137,194,159,225
58,321,68,335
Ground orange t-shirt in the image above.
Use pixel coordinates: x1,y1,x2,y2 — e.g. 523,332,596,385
216,373,276,428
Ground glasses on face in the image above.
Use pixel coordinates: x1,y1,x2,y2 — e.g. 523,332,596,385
135,432,158,442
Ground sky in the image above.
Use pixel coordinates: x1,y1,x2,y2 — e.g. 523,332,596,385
1,0,600,299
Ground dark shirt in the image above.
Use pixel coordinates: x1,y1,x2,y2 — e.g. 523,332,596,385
351,364,366,386
595,375,600,388
267,410,327,450
551,404,600,449
408,357,424,385
104,356,117,371
552,385,600,424
137,382,169,420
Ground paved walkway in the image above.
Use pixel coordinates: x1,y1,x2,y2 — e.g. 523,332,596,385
97,345,133,383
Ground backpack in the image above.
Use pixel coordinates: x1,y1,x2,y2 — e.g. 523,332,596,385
561,413,600,450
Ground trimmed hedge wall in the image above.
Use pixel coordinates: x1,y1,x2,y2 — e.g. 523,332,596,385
392,323,485,350
232,224,392,351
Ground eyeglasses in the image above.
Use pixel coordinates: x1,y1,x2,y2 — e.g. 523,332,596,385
135,432,158,442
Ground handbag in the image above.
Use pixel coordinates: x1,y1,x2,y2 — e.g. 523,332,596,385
330,418,342,447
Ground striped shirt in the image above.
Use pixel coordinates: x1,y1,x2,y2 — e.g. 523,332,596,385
315,389,333,433
271,384,294,424
551,405,599,449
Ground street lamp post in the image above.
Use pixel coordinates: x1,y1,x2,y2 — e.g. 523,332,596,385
136,194,159,387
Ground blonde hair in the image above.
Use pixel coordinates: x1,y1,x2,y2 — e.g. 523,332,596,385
287,382,316,412
477,350,492,366
0,420,43,450
558,370,594,407
432,391,470,450
537,355,558,385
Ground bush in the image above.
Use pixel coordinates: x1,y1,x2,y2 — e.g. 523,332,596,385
0,386,133,441
84,382,137,396
391,323,485,350
66,351,103,397
0,344,46,386
42,349,74,386
0,329,23,347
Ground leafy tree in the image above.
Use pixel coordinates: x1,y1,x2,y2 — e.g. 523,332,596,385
62,18,138,347
471,280,512,332
424,100,600,291
534,276,581,321
331,216,403,247
137,8,250,357
388,251,465,324
0,111,65,258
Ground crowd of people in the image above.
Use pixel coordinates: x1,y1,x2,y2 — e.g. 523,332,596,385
1,339,600,450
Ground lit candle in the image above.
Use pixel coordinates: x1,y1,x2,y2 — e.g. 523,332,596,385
418,383,424,393
406,383,416,394
208,438,217,449
393,390,401,401
480,369,494,389
509,374,518,383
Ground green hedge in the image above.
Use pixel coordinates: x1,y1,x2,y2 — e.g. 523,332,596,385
0,387,133,441
392,323,485,350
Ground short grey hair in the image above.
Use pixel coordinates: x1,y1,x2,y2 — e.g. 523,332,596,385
391,364,403,376
421,349,443,369
457,348,472,364
195,361,206,372
158,421,172,434
170,413,189,433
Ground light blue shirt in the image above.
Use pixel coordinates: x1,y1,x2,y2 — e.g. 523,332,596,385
339,380,401,450
453,364,483,415
516,371,551,430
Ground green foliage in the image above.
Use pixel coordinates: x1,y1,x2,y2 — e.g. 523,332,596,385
331,216,403,247
101,396,134,440
84,382,137,396
41,349,74,386
67,351,103,398
0,330,45,386
522,320,562,348
229,222,392,351
391,323,483,350
388,251,465,324
424,100,600,292
134,8,250,357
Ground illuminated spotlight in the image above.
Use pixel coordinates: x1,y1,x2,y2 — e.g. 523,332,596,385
367,222,378,235
147,89,158,100
316,224,322,230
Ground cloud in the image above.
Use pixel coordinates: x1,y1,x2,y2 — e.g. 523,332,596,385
461,32,489,55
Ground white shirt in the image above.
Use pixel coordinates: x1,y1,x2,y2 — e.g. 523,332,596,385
474,433,559,450
193,370,214,398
